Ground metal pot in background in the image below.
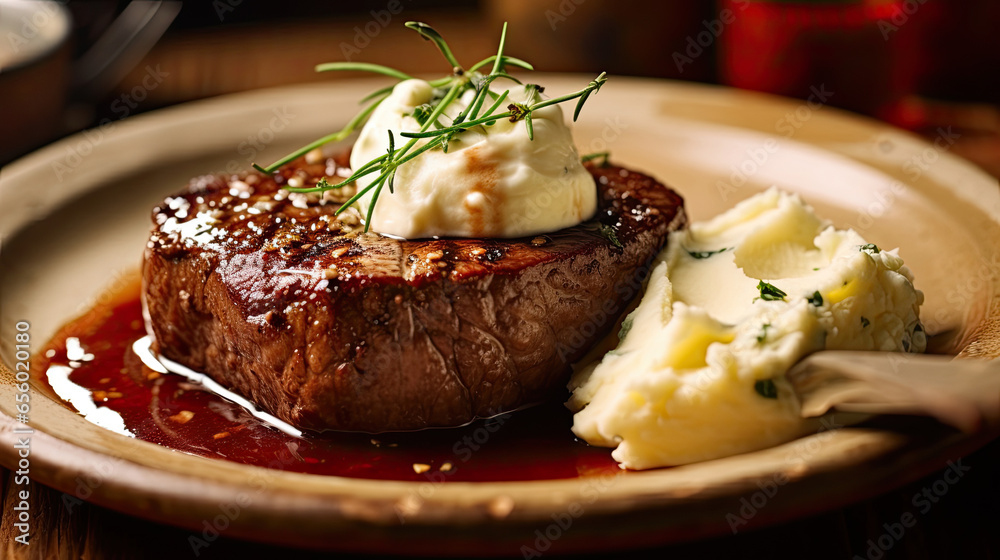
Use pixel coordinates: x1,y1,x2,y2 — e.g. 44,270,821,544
0,0,179,165
0,0,72,164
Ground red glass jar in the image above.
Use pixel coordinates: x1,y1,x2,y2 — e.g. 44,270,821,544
718,0,938,123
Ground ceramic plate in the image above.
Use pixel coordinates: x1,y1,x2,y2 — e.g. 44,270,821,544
1,76,999,555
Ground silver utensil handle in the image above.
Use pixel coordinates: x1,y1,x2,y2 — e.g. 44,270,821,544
787,351,1000,432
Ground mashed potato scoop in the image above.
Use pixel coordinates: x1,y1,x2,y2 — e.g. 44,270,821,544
570,189,930,469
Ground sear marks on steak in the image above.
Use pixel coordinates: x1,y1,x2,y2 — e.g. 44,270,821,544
142,151,686,432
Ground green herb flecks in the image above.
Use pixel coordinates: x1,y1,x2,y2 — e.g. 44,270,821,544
251,22,608,232
807,291,824,307
860,243,881,255
685,247,732,260
618,313,635,341
756,280,787,302
756,323,771,344
861,316,870,328
599,223,623,248
754,379,778,399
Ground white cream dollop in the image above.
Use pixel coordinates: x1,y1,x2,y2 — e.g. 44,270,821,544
568,188,926,469
350,79,596,238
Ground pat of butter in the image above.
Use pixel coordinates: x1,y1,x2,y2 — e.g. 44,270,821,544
350,79,596,239
569,188,926,469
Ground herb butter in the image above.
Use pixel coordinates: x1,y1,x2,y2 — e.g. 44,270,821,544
350,79,596,238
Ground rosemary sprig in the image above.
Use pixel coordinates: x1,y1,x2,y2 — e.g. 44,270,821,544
405,21,462,69
580,151,610,165
252,98,387,174
315,62,413,81
396,74,607,140
252,21,608,232
468,55,535,73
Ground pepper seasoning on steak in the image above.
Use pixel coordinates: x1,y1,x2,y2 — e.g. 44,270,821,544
142,152,686,432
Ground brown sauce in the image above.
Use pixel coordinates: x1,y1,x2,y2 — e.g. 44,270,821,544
33,279,622,483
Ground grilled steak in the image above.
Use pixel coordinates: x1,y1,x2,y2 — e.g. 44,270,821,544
142,152,686,432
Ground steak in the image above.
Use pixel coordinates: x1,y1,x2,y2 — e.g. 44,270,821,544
142,151,686,432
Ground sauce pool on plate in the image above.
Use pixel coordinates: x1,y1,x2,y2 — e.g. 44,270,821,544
32,277,621,482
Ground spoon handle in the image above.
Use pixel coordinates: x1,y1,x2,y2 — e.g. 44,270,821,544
786,351,1000,432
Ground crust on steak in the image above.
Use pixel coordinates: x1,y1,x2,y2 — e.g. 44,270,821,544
142,152,686,432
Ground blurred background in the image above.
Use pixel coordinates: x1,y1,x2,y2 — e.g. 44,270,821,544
1,0,999,174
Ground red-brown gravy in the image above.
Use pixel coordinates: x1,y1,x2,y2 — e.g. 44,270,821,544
33,279,621,482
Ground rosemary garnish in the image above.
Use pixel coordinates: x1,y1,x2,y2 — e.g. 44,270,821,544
580,151,610,166
252,22,608,233
599,223,622,248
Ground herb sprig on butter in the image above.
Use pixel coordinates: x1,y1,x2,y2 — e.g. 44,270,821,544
252,22,608,232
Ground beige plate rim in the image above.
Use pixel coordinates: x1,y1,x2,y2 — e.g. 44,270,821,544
1,75,998,555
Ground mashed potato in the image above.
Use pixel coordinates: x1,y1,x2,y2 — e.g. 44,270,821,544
568,188,925,469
